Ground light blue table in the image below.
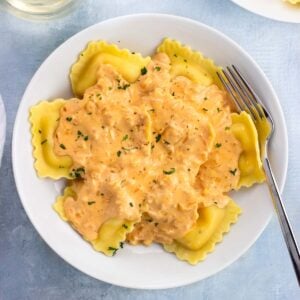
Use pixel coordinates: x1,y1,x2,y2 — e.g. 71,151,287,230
0,1,300,299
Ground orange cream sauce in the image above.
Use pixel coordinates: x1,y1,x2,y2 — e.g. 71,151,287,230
53,53,241,244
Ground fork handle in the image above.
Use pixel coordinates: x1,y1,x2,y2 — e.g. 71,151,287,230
263,157,300,285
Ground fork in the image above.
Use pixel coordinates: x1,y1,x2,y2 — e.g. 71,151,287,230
217,66,300,285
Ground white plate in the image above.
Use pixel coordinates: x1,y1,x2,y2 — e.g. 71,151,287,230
230,0,300,23
12,14,288,289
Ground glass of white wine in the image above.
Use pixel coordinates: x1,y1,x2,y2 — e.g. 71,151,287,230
3,0,79,19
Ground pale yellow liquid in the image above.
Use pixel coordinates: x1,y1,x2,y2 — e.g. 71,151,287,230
4,0,76,17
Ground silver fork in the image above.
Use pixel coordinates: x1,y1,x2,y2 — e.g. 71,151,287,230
217,66,300,285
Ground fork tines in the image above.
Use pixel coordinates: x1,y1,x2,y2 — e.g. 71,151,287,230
217,65,266,120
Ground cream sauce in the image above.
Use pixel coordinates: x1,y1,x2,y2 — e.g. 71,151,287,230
54,53,241,244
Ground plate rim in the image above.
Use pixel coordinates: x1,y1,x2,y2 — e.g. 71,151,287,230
12,13,289,289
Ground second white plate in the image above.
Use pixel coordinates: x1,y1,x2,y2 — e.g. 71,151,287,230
230,0,300,23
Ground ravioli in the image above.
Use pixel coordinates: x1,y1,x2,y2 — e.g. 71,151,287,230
157,38,222,88
30,99,72,179
163,199,241,265
70,40,151,97
285,0,300,4
231,112,265,188
53,187,135,256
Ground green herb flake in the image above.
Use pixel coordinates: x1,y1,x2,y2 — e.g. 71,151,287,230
108,246,118,256
38,130,42,134
122,134,129,141
163,140,170,145
174,54,178,57
41,139,47,145
202,108,208,112
215,143,222,148
84,135,89,141
154,66,161,71
66,117,72,122
59,144,66,150
229,168,237,176
155,133,161,143
154,222,159,227
88,201,95,205
122,224,128,229
204,97,208,100
118,83,130,90
225,126,230,131
120,242,124,248
69,167,85,179
140,67,147,75
129,202,134,207
117,150,122,157
172,92,175,96
163,168,176,175
217,107,222,112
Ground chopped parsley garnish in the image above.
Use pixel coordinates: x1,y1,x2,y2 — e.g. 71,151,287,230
154,222,159,227
120,242,124,248
108,87,112,90
163,168,176,175
174,54,178,57
88,201,95,205
184,59,187,63
155,133,161,143
140,67,147,75
117,150,122,157
217,107,222,112
77,130,83,138
202,108,208,112
215,143,222,148
225,126,230,131
229,168,237,176
154,66,161,71
204,97,208,100
122,146,138,152
122,134,129,141
163,140,170,145
148,108,155,113
69,167,85,179
77,130,88,141
41,139,47,145
59,144,66,150
122,224,128,229
66,117,72,122
172,92,175,96
38,130,42,134
118,83,130,90
108,246,118,256
129,202,134,207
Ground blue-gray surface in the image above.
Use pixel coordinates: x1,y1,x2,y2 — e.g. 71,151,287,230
0,0,300,299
